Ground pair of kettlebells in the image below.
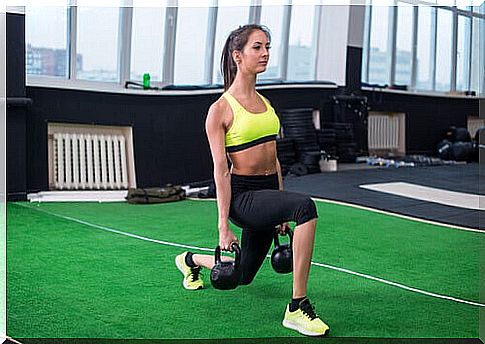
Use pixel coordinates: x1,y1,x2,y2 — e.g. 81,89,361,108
271,228,293,274
210,242,241,290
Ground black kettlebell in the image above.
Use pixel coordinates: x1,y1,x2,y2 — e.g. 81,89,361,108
210,242,241,290
271,228,293,274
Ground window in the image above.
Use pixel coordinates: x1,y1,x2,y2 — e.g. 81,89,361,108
76,7,120,82
456,14,471,91
130,7,166,82
363,2,483,95
212,3,251,84
416,6,434,90
259,3,286,80
287,5,317,81
470,16,484,94
434,8,453,92
394,3,414,86
368,6,391,85
25,6,69,78
173,7,210,85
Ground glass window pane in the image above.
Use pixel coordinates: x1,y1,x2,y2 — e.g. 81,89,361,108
174,7,210,85
368,6,391,85
287,5,317,81
130,7,165,82
416,6,433,90
77,7,120,82
212,4,250,84
25,5,68,78
470,17,479,93
470,16,484,95
394,3,414,86
259,3,285,80
435,8,452,92
456,15,471,91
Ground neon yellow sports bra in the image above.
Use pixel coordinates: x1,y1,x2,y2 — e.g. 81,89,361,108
223,92,280,153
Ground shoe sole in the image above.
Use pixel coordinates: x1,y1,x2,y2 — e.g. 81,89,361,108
282,319,329,337
175,255,203,291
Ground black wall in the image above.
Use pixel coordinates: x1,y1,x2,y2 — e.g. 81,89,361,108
7,13,28,201
6,12,481,200
25,87,336,193
362,90,478,155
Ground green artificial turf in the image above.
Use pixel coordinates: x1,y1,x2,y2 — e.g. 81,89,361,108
6,200,483,339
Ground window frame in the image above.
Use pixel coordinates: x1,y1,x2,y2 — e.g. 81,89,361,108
362,1,485,95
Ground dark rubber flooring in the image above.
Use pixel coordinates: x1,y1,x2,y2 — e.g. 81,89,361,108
283,163,483,229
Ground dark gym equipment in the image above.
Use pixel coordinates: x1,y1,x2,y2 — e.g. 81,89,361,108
437,139,452,160
450,141,475,162
271,228,293,274
280,108,321,174
445,126,471,143
210,243,241,290
330,95,368,156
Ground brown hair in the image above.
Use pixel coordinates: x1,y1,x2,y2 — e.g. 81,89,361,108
220,24,271,90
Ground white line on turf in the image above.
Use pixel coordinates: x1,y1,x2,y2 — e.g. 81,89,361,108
15,202,485,308
188,197,484,233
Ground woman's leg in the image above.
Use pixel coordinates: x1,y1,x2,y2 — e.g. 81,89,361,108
191,253,232,269
292,218,317,298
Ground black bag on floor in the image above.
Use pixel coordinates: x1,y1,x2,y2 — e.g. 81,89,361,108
126,184,186,204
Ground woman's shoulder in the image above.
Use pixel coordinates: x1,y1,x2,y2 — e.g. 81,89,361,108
208,95,231,117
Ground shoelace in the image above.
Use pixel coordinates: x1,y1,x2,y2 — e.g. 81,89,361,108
189,266,202,282
299,300,318,321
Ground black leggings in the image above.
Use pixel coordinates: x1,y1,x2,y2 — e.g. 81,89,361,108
229,174,318,285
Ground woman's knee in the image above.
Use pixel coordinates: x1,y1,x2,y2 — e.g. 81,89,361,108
294,197,318,225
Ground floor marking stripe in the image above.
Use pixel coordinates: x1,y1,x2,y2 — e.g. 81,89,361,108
310,198,483,233
15,203,485,308
188,197,483,233
359,182,483,210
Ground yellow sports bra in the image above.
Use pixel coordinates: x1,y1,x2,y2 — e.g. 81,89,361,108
223,92,280,153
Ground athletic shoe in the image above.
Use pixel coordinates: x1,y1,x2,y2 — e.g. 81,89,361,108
282,298,329,336
175,252,204,290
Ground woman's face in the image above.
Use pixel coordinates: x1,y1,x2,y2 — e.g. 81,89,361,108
235,29,271,75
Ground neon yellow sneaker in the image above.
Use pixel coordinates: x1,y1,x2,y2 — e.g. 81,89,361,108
282,298,329,336
175,252,204,290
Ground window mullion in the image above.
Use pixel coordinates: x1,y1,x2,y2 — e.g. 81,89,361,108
431,6,437,90
451,8,458,91
364,2,372,83
410,5,418,90
389,4,397,86
466,13,472,91
118,6,133,85
68,5,78,80
205,1,218,84
249,0,262,24
280,3,291,80
312,5,322,81
162,0,178,85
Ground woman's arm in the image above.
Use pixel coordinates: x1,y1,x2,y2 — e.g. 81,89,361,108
205,101,238,251
276,157,283,191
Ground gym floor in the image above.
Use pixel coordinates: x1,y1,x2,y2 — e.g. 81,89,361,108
6,163,483,342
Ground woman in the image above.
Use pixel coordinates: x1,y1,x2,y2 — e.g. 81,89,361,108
175,24,329,337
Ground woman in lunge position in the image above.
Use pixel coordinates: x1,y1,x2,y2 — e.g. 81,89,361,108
175,24,329,337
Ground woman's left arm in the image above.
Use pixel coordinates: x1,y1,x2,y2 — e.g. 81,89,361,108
276,156,291,233
276,157,283,191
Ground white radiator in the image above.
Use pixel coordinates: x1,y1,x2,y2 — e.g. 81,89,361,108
368,113,405,153
53,133,129,190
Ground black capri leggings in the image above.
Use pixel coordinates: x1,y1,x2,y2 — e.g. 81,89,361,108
229,173,318,285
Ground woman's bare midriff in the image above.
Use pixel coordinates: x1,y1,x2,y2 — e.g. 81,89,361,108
229,141,277,176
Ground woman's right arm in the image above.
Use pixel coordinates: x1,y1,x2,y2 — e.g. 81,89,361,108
205,101,238,251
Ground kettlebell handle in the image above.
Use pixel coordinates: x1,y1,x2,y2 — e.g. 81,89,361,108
214,242,241,268
274,228,293,248
231,242,241,269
